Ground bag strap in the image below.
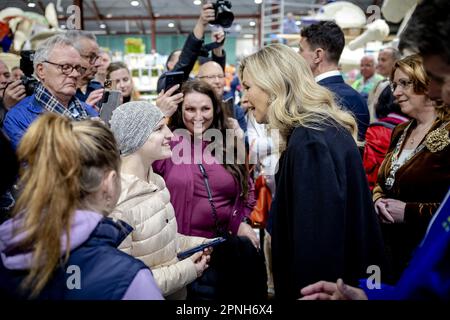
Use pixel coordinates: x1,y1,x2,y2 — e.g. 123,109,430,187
198,164,224,236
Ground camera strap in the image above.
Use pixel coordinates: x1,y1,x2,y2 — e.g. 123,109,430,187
199,37,226,57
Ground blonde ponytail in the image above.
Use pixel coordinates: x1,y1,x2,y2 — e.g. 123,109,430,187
13,113,120,297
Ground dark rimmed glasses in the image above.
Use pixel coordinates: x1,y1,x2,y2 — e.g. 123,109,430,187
43,61,87,75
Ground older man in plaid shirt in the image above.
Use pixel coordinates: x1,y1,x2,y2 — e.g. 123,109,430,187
2,34,97,150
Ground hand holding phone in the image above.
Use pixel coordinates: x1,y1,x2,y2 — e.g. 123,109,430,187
164,71,184,94
156,84,184,117
177,237,226,260
99,90,122,126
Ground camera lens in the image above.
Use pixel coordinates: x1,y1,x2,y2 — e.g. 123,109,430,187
217,8,234,28
213,0,234,28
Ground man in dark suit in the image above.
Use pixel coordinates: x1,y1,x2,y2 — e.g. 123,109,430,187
299,21,369,142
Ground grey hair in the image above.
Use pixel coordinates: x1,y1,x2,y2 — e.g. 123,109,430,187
0,59,8,69
65,30,97,52
383,47,402,61
33,34,75,71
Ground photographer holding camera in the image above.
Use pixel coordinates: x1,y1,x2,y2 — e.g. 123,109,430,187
0,60,26,126
2,34,98,150
156,1,232,116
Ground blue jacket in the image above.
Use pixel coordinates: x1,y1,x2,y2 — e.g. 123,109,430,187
75,80,103,102
0,217,149,299
2,95,97,150
362,189,450,300
318,75,370,141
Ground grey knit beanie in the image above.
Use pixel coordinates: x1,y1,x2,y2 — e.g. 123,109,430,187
110,101,164,156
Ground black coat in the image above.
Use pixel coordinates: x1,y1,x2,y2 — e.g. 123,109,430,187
271,122,388,300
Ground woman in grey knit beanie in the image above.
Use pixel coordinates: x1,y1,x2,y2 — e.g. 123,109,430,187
110,101,165,156
109,101,212,300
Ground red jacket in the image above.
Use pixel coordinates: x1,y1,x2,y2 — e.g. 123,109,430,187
363,114,408,191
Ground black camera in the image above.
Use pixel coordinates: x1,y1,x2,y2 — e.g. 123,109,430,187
211,0,234,28
20,50,39,96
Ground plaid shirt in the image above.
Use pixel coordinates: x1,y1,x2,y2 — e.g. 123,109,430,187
34,83,89,120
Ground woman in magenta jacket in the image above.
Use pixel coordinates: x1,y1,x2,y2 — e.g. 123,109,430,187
153,80,258,247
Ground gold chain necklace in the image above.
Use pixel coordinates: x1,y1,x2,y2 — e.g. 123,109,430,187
408,122,434,145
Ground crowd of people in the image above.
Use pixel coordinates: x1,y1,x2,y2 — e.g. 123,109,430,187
0,0,449,301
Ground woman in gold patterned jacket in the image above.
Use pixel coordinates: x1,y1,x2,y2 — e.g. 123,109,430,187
373,54,450,282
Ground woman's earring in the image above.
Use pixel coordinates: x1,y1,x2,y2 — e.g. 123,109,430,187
268,95,275,106
106,196,112,209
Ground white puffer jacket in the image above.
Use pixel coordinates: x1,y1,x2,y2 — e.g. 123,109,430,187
111,170,207,298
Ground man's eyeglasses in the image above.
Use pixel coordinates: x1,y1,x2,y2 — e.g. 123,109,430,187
390,79,413,93
43,61,86,75
81,53,100,64
198,74,225,80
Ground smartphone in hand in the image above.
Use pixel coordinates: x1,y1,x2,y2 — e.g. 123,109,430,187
164,71,184,94
99,90,121,126
177,237,226,260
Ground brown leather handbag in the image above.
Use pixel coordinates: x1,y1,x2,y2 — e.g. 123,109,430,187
250,175,272,228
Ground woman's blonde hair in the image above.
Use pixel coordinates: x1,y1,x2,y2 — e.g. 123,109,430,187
391,54,449,121
239,43,358,149
13,113,120,297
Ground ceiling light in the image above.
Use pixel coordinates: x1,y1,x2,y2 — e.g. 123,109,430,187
130,1,140,7
28,2,36,8
243,34,254,39
100,23,106,29
254,0,262,4
154,13,160,17
168,22,175,28
249,21,256,27
106,13,113,18
193,0,202,5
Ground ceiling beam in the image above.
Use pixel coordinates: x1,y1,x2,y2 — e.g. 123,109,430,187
19,0,45,14
73,0,85,30
58,14,260,21
137,19,146,34
144,0,155,19
106,31,191,36
144,0,157,50
175,20,182,35
91,0,110,34
37,0,46,13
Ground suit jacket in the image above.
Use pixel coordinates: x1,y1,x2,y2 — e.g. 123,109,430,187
271,121,387,300
318,75,370,141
